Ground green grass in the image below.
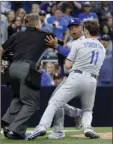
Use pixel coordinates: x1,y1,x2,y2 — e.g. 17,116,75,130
1,127,112,144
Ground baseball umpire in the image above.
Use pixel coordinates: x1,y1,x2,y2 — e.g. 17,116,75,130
0,14,58,140
26,20,106,140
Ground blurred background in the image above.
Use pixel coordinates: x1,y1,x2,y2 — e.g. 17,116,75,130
1,1,113,87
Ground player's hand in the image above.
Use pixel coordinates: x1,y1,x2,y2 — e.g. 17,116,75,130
45,35,58,48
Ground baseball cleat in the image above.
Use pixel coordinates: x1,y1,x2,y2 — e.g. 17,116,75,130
25,126,46,140
85,131,100,139
48,132,65,139
74,109,82,129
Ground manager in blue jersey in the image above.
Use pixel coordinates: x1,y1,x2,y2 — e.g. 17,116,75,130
44,18,85,139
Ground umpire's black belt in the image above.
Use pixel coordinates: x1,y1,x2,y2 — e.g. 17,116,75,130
74,70,97,80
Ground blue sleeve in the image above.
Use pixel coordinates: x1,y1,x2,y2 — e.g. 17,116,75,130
56,45,70,57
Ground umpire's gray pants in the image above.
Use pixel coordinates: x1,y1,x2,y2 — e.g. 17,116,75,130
39,71,97,130
2,61,40,136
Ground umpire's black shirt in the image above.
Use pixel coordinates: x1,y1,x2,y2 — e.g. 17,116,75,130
2,27,53,63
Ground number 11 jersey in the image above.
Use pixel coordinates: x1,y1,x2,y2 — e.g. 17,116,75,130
67,38,106,76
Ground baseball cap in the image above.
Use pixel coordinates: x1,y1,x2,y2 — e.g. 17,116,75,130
67,18,81,28
98,34,110,41
82,1,91,7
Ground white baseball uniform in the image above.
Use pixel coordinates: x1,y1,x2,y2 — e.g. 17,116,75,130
51,36,85,133
38,37,105,133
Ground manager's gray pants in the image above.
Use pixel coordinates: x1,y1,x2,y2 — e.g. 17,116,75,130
39,72,97,131
2,61,40,136
50,77,80,132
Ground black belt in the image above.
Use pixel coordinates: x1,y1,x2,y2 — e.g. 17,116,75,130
74,70,97,79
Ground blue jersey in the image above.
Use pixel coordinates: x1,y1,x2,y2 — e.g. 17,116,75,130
46,16,67,40
79,12,98,21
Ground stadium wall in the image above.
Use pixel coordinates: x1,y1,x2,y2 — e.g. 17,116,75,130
1,86,113,127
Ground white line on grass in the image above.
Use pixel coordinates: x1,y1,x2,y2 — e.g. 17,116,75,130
1,129,79,134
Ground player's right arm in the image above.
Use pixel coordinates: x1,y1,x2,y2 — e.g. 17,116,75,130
45,35,70,57
56,45,70,57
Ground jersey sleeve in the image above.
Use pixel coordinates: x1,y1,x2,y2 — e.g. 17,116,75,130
1,34,16,52
57,45,70,57
67,42,78,62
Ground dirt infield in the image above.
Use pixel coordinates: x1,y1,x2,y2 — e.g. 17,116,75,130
72,132,112,139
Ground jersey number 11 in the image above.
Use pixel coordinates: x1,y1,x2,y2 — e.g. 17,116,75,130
90,51,99,65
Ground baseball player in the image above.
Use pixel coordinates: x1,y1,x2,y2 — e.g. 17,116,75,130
26,20,106,140
47,18,85,139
